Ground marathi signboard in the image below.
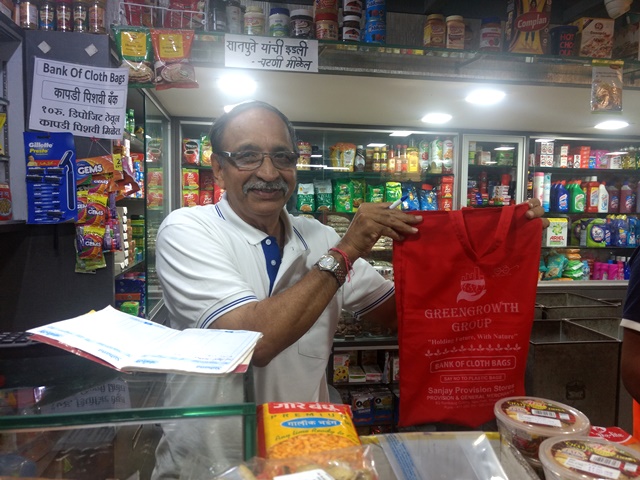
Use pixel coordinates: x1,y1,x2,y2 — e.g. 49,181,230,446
224,34,318,73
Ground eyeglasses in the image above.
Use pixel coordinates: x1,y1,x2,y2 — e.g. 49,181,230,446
216,151,299,171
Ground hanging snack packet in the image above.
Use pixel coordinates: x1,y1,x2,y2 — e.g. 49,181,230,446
112,25,154,88
385,181,402,204
351,178,365,210
296,183,315,213
591,60,623,113
366,183,385,203
313,179,332,212
150,29,198,91
333,179,353,213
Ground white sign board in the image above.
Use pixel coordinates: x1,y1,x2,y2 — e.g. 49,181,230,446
224,34,318,73
29,57,129,140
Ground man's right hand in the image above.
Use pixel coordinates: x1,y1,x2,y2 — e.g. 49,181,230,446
336,202,422,263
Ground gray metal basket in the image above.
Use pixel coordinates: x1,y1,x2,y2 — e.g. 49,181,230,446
536,293,620,319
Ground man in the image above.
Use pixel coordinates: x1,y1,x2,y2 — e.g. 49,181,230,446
620,247,640,437
152,101,546,477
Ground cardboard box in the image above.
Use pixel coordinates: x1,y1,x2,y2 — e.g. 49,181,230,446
614,21,640,60
544,218,569,247
363,364,382,383
332,353,351,383
348,365,366,383
505,0,552,54
572,17,614,58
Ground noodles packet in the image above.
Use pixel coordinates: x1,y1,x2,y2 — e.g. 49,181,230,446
150,29,198,90
257,402,360,459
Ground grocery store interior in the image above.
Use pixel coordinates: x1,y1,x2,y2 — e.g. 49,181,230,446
2,0,640,478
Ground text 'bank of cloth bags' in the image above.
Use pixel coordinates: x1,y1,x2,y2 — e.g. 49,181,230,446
394,204,543,428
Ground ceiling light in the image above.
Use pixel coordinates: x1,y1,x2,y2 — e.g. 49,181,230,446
494,146,515,151
465,89,506,105
367,143,387,147
389,131,413,137
535,138,555,142
217,74,257,96
606,151,626,155
594,120,629,130
421,112,452,124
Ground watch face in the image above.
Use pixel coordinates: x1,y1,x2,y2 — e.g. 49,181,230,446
318,255,337,270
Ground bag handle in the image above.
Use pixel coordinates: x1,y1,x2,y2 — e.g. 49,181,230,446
451,206,516,260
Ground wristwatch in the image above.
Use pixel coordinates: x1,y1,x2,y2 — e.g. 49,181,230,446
315,253,347,287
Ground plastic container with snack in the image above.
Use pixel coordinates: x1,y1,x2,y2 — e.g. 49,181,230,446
539,435,640,480
494,396,591,469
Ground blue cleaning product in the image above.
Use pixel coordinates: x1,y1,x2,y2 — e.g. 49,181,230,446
555,181,569,213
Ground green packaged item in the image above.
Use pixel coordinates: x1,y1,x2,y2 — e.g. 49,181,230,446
296,183,315,213
333,179,352,213
112,25,154,89
314,179,332,212
366,184,385,203
385,182,402,204
351,178,366,210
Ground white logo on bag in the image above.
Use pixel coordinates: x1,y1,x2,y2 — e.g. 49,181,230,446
457,268,486,303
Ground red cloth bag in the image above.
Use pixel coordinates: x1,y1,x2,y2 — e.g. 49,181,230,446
393,204,543,428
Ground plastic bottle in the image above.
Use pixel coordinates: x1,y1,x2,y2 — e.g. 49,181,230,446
445,15,465,50
479,17,502,52
533,172,544,206
620,181,634,213
584,176,599,213
244,6,265,35
597,181,609,213
423,14,445,48
269,7,290,37
556,181,569,213
608,183,620,213
72,0,88,33
542,172,551,212
88,0,106,34
568,181,586,213
290,9,313,39
225,0,243,34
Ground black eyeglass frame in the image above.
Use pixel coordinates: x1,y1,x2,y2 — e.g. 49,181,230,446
215,151,300,171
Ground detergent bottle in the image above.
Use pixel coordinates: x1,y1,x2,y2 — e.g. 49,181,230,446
586,176,599,213
555,181,569,213
597,181,609,213
568,181,586,213
608,182,620,213
620,181,634,214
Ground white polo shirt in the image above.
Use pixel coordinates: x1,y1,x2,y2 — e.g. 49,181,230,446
155,194,394,404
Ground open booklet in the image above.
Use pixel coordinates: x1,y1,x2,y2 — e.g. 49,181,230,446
27,306,263,376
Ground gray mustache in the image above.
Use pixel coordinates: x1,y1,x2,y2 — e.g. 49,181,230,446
243,179,289,195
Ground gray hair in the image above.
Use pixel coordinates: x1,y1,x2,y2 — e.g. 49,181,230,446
208,101,299,157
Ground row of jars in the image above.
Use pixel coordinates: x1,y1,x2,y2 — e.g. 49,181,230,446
424,14,502,52
16,0,107,33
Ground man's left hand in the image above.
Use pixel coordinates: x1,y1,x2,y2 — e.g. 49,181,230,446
524,198,549,229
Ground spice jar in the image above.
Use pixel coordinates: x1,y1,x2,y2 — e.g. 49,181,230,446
72,0,88,32
55,0,72,31
290,9,313,38
314,12,338,40
38,0,56,30
423,13,445,48
20,0,39,29
88,0,105,33
269,7,289,37
445,15,465,49
243,5,264,35
341,14,360,42
479,16,502,52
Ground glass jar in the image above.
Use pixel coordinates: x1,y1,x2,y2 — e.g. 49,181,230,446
38,0,55,30
314,12,338,40
55,0,72,31
269,7,289,37
20,0,39,29
341,14,360,42
423,13,445,48
225,0,242,34
72,0,88,32
445,15,465,50
243,5,264,35
479,16,502,52
88,0,105,34
208,0,226,32
290,9,313,38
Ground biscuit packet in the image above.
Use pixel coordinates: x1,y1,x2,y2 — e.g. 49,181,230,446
150,29,198,91
112,25,154,89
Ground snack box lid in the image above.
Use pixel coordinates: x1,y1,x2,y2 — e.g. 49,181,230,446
538,435,640,480
494,396,590,437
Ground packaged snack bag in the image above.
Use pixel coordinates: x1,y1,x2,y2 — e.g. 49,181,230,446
150,29,198,90
112,25,154,88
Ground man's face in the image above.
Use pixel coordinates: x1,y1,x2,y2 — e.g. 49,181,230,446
212,107,297,230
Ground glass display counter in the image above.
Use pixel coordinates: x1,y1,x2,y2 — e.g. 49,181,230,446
0,352,256,479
